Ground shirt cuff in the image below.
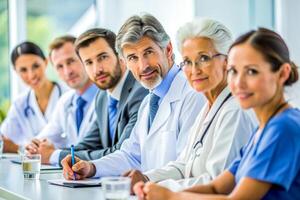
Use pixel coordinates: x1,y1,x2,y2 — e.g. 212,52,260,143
50,149,62,165
91,160,101,178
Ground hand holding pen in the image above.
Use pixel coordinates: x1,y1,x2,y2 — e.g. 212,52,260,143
61,145,97,180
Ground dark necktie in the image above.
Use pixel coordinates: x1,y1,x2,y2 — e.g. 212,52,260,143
108,96,118,140
148,93,160,130
75,96,86,133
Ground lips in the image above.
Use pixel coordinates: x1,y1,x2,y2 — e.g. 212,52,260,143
192,77,208,83
235,92,253,100
140,68,157,80
68,76,78,83
95,74,109,82
30,79,40,87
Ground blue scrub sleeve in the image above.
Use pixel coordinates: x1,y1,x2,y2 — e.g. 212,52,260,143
241,120,300,190
228,157,241,176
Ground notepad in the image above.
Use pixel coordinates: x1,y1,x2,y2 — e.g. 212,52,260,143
48,178,102,188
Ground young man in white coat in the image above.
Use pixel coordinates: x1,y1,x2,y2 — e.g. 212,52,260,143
26,36,98,164
61,14,206,180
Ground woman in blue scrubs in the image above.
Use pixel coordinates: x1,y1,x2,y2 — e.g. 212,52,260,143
134,28,300,200
0,41,65,153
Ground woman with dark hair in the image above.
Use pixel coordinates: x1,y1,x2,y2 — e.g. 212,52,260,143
134,28,300,200
0,41,66,153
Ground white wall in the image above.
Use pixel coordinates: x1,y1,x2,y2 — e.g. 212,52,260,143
275,0,300,108
96,0,195,62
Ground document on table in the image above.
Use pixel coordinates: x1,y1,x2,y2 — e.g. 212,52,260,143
48,178,102,188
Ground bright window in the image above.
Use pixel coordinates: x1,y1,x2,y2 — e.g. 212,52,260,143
0,0,10,121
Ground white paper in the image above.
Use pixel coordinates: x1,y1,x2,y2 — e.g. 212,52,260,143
48,178,101,186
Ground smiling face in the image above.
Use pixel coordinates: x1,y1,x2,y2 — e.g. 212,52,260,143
122,36,173,90
78,37,123,91
227,43,283,109
50,42,89,90
14,54,48,91
180,37,227,93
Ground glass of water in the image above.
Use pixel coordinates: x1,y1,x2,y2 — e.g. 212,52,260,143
22,154,41,180
102,177,131,200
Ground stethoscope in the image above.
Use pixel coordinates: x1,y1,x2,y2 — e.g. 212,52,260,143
192,93,232,158
24,82,62,118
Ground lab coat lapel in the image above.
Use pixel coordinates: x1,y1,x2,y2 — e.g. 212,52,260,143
147,73,183,136
202,87,231,127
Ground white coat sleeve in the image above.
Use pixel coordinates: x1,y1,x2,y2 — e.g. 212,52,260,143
36,98,65,147
0,103,28,145
91,114,143,178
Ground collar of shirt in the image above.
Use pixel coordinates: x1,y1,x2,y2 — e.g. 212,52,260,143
74,83,98,105
107,70,129,101
152,64,180,104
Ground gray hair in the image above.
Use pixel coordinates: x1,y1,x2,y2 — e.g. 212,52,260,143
116,13,171,56
176,18,233,55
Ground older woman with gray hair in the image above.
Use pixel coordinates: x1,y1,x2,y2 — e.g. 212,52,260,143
133,18,257,195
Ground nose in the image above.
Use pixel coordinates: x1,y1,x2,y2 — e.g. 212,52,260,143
63,65,73,77
93,62,103,76
191,63,202,75
28,69,37,80
234,73,246,89
138,57,150,72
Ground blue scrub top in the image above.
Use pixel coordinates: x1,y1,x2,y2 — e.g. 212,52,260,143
229,108,300,200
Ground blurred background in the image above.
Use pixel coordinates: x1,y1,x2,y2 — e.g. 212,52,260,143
0,0,299,121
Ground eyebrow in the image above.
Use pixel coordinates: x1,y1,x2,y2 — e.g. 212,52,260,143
83,52,108,63
126,46,154,59
143,47,154,52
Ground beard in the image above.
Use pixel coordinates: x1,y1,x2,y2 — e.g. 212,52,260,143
94,63,122,90
139,66,163,90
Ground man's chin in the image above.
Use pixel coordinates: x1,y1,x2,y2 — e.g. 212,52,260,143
141,77,162,90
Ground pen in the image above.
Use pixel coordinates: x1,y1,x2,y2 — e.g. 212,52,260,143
70,145,76,180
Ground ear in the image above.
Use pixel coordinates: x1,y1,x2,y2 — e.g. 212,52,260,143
278,63,291,85
119,57,127,70
165,42,174,61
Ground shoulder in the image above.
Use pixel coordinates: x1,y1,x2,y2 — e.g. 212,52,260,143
128,80,148,99
57,90,76,104
266,108,300,139
95,89,107,103
11,90,31,109
54,81,69,94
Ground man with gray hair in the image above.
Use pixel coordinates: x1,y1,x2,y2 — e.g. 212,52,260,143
61,14,205,182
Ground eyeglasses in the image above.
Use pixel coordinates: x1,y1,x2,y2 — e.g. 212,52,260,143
179,53,226,71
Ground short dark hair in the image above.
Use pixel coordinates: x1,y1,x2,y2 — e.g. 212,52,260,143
75,28,117,56
11,41,46,66
48,35,76,59
230,27,298,86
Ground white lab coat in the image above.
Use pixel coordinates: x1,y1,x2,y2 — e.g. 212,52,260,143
36,90,97,149
0,83,67,146
92,71,206,177
145,87,257,191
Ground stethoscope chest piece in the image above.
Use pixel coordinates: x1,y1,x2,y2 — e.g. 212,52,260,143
193,142,203,159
